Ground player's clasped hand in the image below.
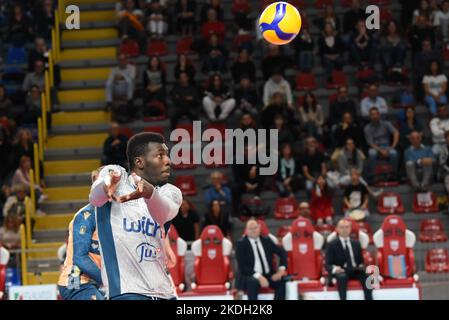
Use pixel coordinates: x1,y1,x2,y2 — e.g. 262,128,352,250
115,173,154,203
103,169,121,202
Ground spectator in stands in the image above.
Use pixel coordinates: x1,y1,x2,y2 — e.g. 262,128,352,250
261,45,288,80
231,48,256,83
413,0,435,24
315,5,341,32
176,0,196,36
364,107,399,175
276,143,298,198
325,219,372,300
343,169,370,219
2,184,27,221
143,56,166,105
335,138,365,184
297,91,324,139
0,85,13,119
302,137,328,193
318,22,344,83
438,131,449,199
144,0,168,39
200,0,223,24
342,0,365,36
201,8,226,43
202,73,236,122
7,4,33,45
433,0,449,41
22,59,45,93
430,104,449,156
423,60,447,116
262,71,293,108
349,20,375,66
274,114,295,147
117,0,146,51
292,28,314,72
202,200,231,237
298,201,312,219
310,175,334,226
22,85,41,125
332,112,365,152
12,155,45,202
360,83,389,119
170,72,199,129
205,171,232,207
380,20,407,70
202,33,228,74
34,0,54,40
329,86,358,128
239,112,257,132
234,76,258,120
101,122,128,168
409,15,435,54
414,39,443,100
172,199,200,241
28,37,47,72
236,219,287,300
0,214,21,249
399,106,424,151
12,129,34,172
174,54,195,83
232,0,251,31
405,131,434,192
260,92,294,129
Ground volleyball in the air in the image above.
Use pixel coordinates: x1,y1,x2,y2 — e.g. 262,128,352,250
258,1,302,45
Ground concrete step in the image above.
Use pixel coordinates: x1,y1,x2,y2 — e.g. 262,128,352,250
28,258,61,271
45,172,92,187
44,159,101,175
43,185,90,202
58,101,106,112
53,110,110,126
45,147,102,161
40,199,89,215
61,28,118,42
59,47,117,61
57,88,106,104
34,229,68,242
35,214,73,230
26,271,60,285
61,38,120,49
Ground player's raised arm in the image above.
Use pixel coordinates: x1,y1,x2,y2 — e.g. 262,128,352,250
89,165,125,207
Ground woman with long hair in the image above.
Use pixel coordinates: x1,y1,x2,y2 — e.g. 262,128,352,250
202,73,236,122
298,91,324,138
380,20,406,70
174,53,195,83
423,60,448,115
202,200,231,237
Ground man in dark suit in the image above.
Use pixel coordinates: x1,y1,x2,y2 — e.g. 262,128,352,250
236,219,288,300
326,219,373,300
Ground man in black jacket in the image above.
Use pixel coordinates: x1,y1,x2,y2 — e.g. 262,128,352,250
326,219,373,300
236,219,288,300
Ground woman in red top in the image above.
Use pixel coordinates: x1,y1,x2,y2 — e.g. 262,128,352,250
310,175,334,226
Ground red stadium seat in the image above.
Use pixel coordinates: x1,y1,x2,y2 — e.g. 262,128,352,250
119,127,134,139
419,219,448,242
357,221,374,245
205,123,227,142
277,225,291,241
356,67,376,82
328,92,338,105
176,37,194,55
373,215,417,286
314,0,333,9
143,125,164,136
232,33,253,51
368,0,391,5
326,70,347,89
232,0,251,14
413,192,439,214
175,175,198,196
377,192,405,215
239,197,266,221
373,164,400,187
379,8,392,22
443,43,449,61
146,39,168,57
282,217,325,289
143,101,166,121
191,226,233,293
274,197,300,220
296,72,317,91
0,246,10,300
425,249,449,273
120,39,140,57
167,226,187,292
314,223,335,240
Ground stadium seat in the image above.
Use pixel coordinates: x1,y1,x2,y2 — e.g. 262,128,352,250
357,221,374,244
373,164,400,187
143,125,165,136
205,123,227,142
373,215,417,286
277,225,291,241
119,39,140,57
314,0,333,9
328,92,338,105
282,217,325,289
368,0,391,5
174,123,194,142
419,219,448,242
146,39,168,57
326,70,347,89
143,101,166,121
175,175,198,196
239,197,267,221
119,127,134,139
274,197,300,220
191,226,233,293
425,249,449,273
167,225,187,292
0,246,10,300
443,42,449,61
6,46,27,64
232,33,253,52
314,224,335,240
356,67,376,83
295,72,317,91
379,8,393,22
176,37,194,55
412,192,439,214
377,192,405,215
204,146,228,169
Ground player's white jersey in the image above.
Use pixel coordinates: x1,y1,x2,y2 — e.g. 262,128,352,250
90,165,182,299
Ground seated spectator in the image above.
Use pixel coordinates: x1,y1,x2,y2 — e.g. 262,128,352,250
399,106,424,151
205,171,232,208
423,60,447,116
231,48,256,83
235,219,287,300
22,85,41,125
405,131,434,192
0,85,13,119
144,0,167,39
430,104,449,156
101,122,128,168
438,131,449,200
239,112,257,131
380,20,407,70
34,0,54,40
349,19,375,66
202,73,236,122
201,8,226,43
261,92,294,130
329,86,358,128
343,169,370,220
202,200,231,237
234,76,259,119
7,4,32,45
413,0,434,25
3,184,27,221
261,45,288,80
310,175,334,226
364,107,399,175
232,0,251,31
170,72,199,129
263,71,293,108
28,37,48,72
433,0,449,41
0,214,21,249
274,114,295,147
176,0,196,36
117,0,146,51
292,28,314,72
409,15,435,54
325,219,372,300
413,39,443,100
202,33,228,74
302,137,328,193
200,0,223,24
172,199,200,241
342,0,365,36
335,138,365,184
298,201,312,219
360,83,389,119
297,91,324,139
12,129,34,172
22,60,45,93
12,155,45,202
315,5,341,32
318,23,344,83
174,54,195,83
276,143,299,197
332,112,365,152
143,56,166,106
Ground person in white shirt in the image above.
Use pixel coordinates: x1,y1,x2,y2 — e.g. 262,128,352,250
433,0,449,41
423,60,448,115
360,84,389,118
430,104,449,156
263,71,293,108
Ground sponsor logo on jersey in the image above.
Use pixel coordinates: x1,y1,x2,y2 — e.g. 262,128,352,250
123,216,162,238
136,242,161,263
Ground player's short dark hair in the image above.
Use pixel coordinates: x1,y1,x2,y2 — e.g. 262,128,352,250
126,132,165,170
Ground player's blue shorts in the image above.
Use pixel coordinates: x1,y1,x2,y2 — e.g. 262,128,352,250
58,283,105,300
